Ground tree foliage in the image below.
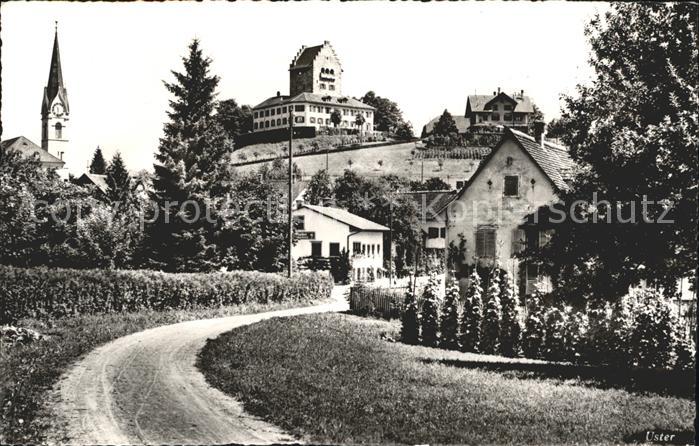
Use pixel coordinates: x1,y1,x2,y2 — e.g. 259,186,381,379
480,269,501,354
499,269,521,357
305,169,333,206
400,282,420,345
523,3,698,304
146,38,235,272
105,152,131,204
460,270,483,352
440,277,460,350
434,109,458,136
420,274,441,347
216,98,253,142
89,147,107,175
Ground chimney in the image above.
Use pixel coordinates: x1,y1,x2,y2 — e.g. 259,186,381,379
533,121,546,147
492,91,496,96
497,87,501,94
276,91,281,97
521,89,524,97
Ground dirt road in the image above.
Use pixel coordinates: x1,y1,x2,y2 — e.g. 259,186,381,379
45,290,348,445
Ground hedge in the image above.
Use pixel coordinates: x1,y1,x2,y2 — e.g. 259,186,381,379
0,265,334,324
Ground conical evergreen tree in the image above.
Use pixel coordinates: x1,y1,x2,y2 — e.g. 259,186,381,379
481,269,501,355
499,269,521,357
522,286,546,359
105,152,131,204
147,39,234,272
439,276,460,350
89,147,107,174
420,274,441,347
460,269,483,352
400,282,420,345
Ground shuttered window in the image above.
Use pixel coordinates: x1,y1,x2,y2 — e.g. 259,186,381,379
476,227,497,258
504,176,519,196
511,228,526,255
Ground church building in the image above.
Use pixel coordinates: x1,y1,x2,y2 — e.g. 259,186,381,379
251,41,374,135
1,25,70,180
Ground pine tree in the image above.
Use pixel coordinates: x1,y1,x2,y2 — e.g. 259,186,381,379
400,282,420,345
499,269,521,357
481,269,501,355
460,269,483,352
434,109,459,136
439,277,460,350
105,152,131,204
146,39,233,272
420,274,441,347
89,147,107,174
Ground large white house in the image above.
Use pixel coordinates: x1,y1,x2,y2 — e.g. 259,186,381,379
292,204,388,282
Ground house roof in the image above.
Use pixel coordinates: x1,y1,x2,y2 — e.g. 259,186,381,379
254,92,373,110
508,129,573,191
76,173,109,194
1,136,65,166
451,127,574,206
300,204,389,231
400,190,457,220
422,114,470,135
291,44,324,69
466,92,535,114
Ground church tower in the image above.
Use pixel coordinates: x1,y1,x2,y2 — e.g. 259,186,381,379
41,23,70,165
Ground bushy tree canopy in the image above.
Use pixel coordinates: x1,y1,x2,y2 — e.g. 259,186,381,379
523,3,698,303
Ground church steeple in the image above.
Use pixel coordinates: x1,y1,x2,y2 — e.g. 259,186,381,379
41,22,70,165
42,22,69,116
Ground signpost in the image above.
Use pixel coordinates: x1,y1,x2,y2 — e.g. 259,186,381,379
297,231,316,240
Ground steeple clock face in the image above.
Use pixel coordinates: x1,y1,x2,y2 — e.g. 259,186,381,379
52,103,64,117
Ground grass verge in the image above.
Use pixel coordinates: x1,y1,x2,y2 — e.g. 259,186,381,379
0,297,326,444
198,313,695,445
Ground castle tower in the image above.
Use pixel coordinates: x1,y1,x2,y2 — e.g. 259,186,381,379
41,23,70,165
289,41,343,97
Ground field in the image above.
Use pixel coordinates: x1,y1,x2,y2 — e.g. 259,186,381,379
198,313,695,445
234,140,482,184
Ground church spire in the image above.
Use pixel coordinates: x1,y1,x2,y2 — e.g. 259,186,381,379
42,22,69,115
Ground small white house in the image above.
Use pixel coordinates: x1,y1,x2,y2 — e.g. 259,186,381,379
292,204,388,282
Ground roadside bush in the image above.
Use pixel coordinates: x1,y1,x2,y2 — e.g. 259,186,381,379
480,270,501,355
499,269,521,357
0,265,334,324
400,284,420,345
460,270,483,352
439,277,460,350
628,290,677,369
420,275,441,347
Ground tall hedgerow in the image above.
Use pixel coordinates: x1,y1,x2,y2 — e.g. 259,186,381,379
400,282,420,345
420,274,441,348
480,269,501,355
460,270,483,352
439,276,461,350
563,309,588,364
499,269,521,357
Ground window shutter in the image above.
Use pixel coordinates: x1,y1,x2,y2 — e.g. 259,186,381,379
486,231,497,258
511,229,525,255
475,230,484,258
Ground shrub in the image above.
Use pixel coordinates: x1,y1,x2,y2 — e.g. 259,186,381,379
585,300,632,367
400,284,420,345
499,269,521,357
674,335,695,371
543,306,567,361
562,309,588,363
0,265,334,323
420,275,441,347
329,249,352,284
480,269,501,355
628,290,677,369
522,289,546,359
460,270,483,352
439,277,460,350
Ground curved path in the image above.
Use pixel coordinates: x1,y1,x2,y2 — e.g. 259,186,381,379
46,289,348,445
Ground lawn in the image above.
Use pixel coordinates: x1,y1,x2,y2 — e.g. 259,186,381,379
0,297,326,444
198,313,695,445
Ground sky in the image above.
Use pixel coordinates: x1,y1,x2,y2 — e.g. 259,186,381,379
1,1,607,175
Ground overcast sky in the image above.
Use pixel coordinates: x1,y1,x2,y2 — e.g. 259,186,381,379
1,1,607,174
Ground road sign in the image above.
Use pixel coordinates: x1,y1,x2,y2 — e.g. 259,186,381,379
297,231,316,240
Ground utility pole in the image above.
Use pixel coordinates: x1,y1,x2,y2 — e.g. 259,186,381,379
326,145,329,172
388,197,393,288
288,107,294,278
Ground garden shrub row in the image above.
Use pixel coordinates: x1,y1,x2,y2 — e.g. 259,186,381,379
0,265,334,323
400,269,695,371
